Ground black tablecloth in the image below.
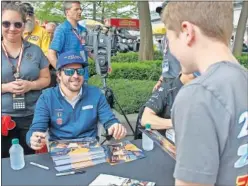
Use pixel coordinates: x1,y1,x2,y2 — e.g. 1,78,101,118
2,140,175,186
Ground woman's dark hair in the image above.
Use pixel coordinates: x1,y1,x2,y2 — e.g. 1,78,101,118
2,2,26,23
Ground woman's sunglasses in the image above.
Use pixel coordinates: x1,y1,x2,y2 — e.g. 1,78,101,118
26,12,34,17
2,21,23,29
62,68,85,76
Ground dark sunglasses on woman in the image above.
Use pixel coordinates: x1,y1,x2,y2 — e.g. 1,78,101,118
2,21,23,29
62,68,85,76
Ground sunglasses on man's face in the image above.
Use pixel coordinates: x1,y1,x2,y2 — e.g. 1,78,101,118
2,21,23,29
62,68,85,76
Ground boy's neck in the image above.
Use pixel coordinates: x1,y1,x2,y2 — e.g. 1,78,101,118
195,42,239,73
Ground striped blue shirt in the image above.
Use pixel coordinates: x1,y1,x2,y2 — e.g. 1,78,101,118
50,20,89,80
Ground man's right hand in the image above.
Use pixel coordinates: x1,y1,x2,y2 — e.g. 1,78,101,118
152,80,162,92
30,132,46,150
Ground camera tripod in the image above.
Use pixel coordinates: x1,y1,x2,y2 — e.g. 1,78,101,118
100,77,135,144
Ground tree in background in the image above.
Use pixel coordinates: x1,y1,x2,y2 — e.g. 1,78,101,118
32,1,138,24
32,2,64,23
89,1,138,23
137,1,154,61
233,1,248,56
93,1,97,20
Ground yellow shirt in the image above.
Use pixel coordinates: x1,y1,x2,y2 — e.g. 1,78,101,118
23,24,51,56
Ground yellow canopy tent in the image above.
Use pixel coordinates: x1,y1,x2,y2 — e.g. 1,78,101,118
152,24,166,35
79,19,103,28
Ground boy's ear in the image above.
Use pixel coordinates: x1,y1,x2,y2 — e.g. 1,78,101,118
181,21,195,46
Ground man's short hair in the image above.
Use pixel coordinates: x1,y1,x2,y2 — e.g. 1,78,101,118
162,1,233,45
45,22,56,29
63,1,80,15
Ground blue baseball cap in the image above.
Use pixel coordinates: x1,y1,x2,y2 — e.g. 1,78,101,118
56,51,88,70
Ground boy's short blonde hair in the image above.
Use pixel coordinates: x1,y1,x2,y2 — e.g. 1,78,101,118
162,1,233,45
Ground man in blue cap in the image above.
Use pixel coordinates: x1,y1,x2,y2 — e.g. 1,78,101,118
26,51,127,150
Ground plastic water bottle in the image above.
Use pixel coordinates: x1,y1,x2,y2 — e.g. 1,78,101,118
142,124,154,151
9,138,25,170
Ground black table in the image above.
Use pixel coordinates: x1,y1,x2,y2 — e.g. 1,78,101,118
2,140,175,186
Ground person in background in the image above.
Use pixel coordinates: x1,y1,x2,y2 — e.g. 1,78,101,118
163,1,247,186
157,39,163,54
45,22,57,87
141,73,196,133
26,51,126,151
135,72,198,141
1,2,50,158
153,2,181,92
230,35,234,51
45,22,56,41
20,3,50,56
48,1,93,83
242,40,248,53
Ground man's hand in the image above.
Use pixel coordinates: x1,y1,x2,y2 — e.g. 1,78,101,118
30,132,46,150
152,80,162,92
108,67,112,74
88,51,94,60
108,123,127,140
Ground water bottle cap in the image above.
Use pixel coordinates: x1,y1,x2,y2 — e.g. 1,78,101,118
12,138,19,144
145,124,151,129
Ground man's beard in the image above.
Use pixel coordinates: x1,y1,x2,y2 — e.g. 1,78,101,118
25,20,35,33
62,77,83,92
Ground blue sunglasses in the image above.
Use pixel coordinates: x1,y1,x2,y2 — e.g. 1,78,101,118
62,68,85,76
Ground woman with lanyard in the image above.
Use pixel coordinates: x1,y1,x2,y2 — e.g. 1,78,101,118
1,3,51,158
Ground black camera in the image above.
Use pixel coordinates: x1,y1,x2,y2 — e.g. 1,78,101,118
81,26,139,77
81,26,115,77
81,26,136,135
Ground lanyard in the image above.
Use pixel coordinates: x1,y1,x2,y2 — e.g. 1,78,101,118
72,28,82,42
2,42,24,79
72,29,85,45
